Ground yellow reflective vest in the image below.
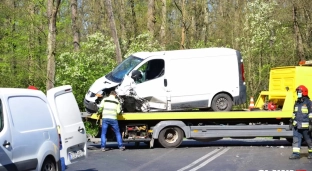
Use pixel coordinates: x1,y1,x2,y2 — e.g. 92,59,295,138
98,95,121,119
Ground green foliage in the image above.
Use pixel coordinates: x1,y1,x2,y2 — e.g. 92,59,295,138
123,32,162,58
83,120,99,137
239,0,281,57
237,0,282,98
56,32,117,110
189,39,231,49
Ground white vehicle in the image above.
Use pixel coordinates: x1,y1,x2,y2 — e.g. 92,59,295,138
84,47,247,113
0,85,87,171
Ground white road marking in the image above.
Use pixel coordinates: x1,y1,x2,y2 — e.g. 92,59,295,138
130,148,175,171
189,147,230,171
177,148,223,171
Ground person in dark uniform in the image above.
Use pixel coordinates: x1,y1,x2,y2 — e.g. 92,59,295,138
289,85,312,159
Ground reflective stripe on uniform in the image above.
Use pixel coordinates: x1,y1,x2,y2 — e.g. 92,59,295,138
293,147,300,153
309,113,312,118
104,100,119,105
102,113,118,119
104,107,117,112
302,106,308,114
301,122,309,128
292,113,296,119
293,120,297,126
294,107,298,112
309,149,312,153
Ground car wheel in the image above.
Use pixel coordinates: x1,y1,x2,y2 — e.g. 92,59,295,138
211,93,233,111
41,157,56,171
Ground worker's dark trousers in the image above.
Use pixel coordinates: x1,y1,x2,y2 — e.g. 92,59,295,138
292,128,312,154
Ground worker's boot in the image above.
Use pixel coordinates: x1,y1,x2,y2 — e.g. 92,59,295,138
119,146,126,151
101,148,110,152
308,153,312,159
289,153,300,159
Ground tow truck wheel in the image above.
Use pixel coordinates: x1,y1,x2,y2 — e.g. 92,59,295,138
158,127,183,148
211,93,233,111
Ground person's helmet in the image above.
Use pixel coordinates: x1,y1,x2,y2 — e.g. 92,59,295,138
296,85,308,96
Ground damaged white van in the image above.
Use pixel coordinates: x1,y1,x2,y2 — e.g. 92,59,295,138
84,47,247,113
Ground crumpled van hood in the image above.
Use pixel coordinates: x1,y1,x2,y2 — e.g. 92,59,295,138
89,76,119,94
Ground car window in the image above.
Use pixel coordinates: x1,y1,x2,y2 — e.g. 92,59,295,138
107,55,143,83
8,96,54,132
0,99,3,132
135,59,165,84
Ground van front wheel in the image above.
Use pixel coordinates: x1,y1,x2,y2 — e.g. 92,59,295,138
41,158,56,171
211,93,232,111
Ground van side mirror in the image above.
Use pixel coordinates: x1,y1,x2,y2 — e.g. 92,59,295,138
164,79,167,87
131,70,142,81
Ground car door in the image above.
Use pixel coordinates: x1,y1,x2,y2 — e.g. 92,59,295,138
47,85,87,166
132,57,168,110
0,98,14,171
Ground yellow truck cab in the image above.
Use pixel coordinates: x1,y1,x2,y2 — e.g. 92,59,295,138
256,60,312,111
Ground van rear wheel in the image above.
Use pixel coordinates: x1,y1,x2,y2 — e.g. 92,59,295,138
211,93,232,111
41,158,56,171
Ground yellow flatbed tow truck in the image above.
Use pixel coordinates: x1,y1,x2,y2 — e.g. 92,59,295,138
82,60,312,148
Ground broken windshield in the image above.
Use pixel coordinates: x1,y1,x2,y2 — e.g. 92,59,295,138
105,55,143,83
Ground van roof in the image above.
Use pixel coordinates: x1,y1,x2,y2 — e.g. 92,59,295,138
132,47,238,60
0,88,46,98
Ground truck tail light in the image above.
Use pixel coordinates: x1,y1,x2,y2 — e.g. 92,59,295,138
241,63,245,82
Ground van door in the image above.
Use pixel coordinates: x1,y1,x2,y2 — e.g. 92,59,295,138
132,58,168,110
0,99,14,170
47,85,87,165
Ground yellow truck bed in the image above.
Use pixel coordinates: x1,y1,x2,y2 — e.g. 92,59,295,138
83,91,294,120
119,90,294,120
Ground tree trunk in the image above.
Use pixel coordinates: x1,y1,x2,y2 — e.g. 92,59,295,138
46,0,61,90
11,0,17,76
202,0,209,44
160,0,166,50
104,0,122,64
303,5,312,51
120,0,126,39
129,0,138,37
28,1,35,85
190,1,197,43
71,0,80,51
174,0,186,49
293,3,305,61
181,0,186,49
147,0,156,37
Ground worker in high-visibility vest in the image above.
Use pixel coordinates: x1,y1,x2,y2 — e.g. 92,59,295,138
289,85,312,159
98,90,125,151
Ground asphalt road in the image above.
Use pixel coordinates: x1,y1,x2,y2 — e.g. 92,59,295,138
66,139,312,171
